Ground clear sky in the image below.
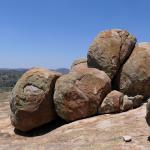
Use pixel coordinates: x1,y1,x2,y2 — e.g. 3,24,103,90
0,0,150,69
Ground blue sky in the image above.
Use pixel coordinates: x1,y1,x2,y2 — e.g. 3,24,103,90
0,0,150,69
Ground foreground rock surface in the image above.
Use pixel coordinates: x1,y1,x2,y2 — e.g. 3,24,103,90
87,29,136,79
10,68,61,132
1,92,150,150
54,69,111,121
118,43,150,97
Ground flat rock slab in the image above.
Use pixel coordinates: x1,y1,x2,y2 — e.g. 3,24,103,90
1,92,150,150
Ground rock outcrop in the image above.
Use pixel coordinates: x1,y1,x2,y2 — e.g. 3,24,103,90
10,68,61,132
117,43,150,97
54,69,111,121
87,29,136,79
8,29,149,132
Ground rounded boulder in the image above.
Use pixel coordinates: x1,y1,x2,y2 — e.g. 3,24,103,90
54,69,111,122
87,29,136,79
10,68,61,132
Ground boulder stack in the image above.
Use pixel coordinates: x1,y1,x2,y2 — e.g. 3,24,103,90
10,29,150,132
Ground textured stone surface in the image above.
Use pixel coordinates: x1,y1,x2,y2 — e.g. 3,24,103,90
10,68,61,132
118,43,150,97
54,69,111,121
1,93,150,150
87,29,136,79
98,90,123,114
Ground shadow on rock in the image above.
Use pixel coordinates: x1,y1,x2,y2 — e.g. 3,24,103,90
14,117,67,137
147,136,150,142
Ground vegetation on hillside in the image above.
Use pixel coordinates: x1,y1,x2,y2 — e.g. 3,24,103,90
0,69,27,92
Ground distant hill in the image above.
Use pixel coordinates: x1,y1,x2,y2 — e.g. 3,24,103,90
0,68,69,92
53,68,69,74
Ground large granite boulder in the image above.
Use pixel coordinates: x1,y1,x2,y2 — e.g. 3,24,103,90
117,43,150,97
54,68,111,122
87,29,137,79
10,68,61,132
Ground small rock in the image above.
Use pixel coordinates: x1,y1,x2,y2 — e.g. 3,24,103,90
123,135,132,142
98,90,124,114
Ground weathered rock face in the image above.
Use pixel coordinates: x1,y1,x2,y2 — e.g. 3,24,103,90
10,68,61,132
99,90,144,114
87,29,137,79
118,43,150,97
70,58,88,73
54,69,111,122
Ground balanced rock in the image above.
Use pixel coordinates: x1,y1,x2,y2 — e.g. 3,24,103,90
54,69,111,122
118,43,150,97
87,29,136,79
10,68,61,132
